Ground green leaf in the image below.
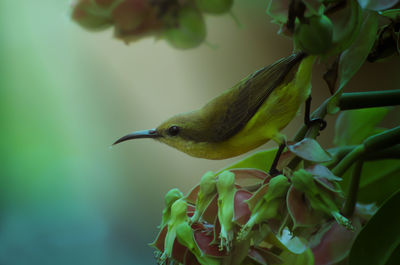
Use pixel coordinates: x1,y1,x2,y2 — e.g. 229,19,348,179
314,177,343,194
385,244,400,265
334,107,390,146
280,247,314,265
358,0,400,11
288,138,332,163
357,166,400,205
327,10,378,114
277,228,308,255
379,8,400,19
340,159,400,205
306,164,342,181
349,189,400,265
222,148,278,173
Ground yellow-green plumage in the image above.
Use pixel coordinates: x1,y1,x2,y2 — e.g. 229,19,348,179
115,53,316,159
219,55,316,158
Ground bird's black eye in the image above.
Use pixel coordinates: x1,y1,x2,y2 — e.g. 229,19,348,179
168,126,180,136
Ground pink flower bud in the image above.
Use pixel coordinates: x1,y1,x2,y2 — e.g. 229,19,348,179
112,0,161,43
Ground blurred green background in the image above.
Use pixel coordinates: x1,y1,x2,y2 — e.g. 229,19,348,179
0,1,399,264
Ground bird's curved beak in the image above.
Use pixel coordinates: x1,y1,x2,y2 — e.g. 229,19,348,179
113,129,160,145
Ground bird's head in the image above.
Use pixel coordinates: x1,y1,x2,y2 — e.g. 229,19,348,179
113,111,209,157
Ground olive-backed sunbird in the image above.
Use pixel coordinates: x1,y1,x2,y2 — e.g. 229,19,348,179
114,52,316,160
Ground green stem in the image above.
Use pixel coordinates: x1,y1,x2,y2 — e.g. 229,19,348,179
293,90,400,142
325,145,400,168
364,126,400,151
339,89,400,110
332,126,400,177
325,146,356,168
342,160,363,217
332,145,365,177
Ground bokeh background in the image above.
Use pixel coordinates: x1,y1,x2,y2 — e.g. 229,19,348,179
0,1,399,264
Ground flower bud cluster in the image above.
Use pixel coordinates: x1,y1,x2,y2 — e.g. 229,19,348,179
71,0,233,49
151,162,368,265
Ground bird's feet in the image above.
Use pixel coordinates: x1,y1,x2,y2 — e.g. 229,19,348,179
304,96,327,132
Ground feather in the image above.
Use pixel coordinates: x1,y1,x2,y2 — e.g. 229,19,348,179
184,52,307,143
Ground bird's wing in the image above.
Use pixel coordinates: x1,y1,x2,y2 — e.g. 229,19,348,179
208,52,306,142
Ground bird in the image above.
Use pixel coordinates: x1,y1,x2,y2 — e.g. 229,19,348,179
113,52,316,164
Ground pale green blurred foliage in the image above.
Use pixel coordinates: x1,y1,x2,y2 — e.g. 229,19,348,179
0,1,399,265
